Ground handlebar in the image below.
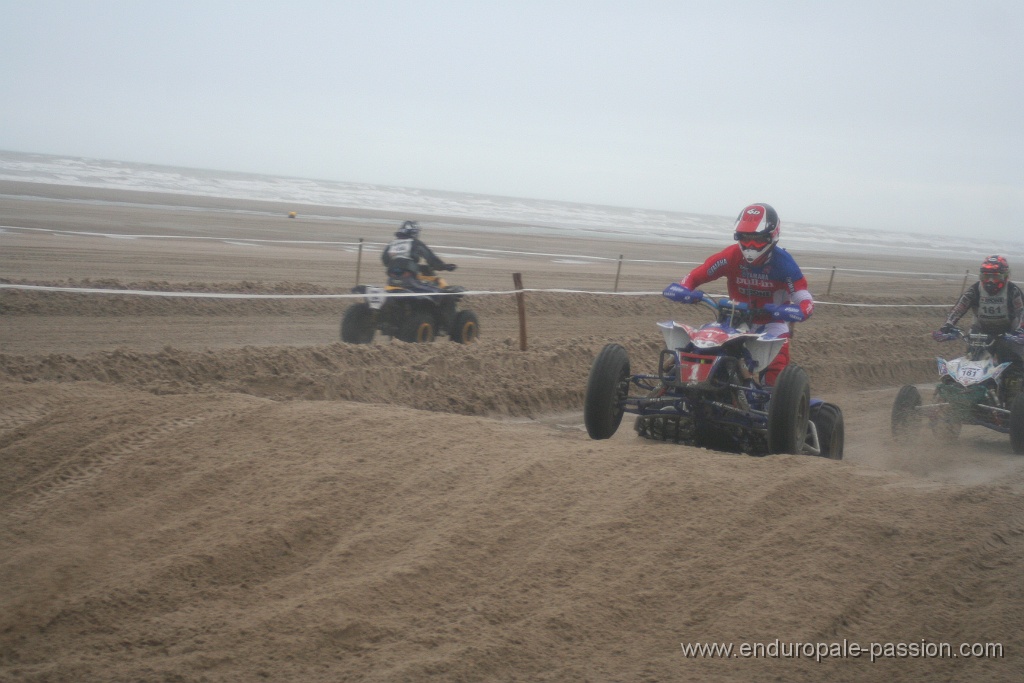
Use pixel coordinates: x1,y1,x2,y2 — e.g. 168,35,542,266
662,284,805,323
932,327,965,342
420,263,456,276
662,283,704,304
933,326,1024,348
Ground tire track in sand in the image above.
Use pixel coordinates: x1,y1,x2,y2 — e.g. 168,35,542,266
8,409,235,521
0,387,74,433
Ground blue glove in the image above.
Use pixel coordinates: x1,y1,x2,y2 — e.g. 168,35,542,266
1008,329,1024,345
762,303,805,322
663,283,703,303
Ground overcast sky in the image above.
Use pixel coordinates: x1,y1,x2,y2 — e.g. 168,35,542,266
2,1,1023,240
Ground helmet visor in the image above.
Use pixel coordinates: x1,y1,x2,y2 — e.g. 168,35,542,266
736,233,770,249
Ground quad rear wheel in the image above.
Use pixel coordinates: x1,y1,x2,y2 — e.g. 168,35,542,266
891,385,922,441
399,309,436,343
450,310,480,343
1010,392,1024,455
809,402,844,460
584,344,631,440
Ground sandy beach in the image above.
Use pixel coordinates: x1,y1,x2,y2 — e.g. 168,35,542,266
2,181,1022,682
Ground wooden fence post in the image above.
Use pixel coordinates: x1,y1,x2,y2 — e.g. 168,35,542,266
960,270,969,296
513,272,527,351
825,266,837,297
613,254,624,293
355,238,364,286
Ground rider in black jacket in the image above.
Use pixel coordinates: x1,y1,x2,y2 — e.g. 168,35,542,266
381,221,456,293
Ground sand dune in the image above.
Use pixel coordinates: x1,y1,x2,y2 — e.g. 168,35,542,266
2,185,1022,681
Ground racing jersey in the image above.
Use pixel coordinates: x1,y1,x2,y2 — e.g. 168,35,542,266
381,237,447,276
680,244,814,333
945,281,1024,335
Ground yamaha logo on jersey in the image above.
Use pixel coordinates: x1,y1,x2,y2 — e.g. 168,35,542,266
738,270,770,283
706,257,729,277
736,271,773,299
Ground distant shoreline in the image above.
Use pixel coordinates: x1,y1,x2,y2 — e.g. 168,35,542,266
0,179,485,225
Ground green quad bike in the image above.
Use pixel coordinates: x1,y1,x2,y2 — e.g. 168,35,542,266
892,327,1024,453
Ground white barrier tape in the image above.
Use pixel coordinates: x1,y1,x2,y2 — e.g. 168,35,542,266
0,225,976,278
0,283,953,307
0,283,658,299
801,265,970,278
813,301,949,308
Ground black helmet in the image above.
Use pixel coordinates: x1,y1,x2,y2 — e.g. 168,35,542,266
397,220,421,239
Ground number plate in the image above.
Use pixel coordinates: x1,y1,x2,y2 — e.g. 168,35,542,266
365,286,387,310
958,366,980,379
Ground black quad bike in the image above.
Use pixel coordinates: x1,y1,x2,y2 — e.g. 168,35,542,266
583,290,843,458
340,267,480,344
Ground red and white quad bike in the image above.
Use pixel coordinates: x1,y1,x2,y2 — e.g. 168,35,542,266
584,287,843,458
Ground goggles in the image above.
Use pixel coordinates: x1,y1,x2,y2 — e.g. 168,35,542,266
980,272,1006,282
736,233,770,249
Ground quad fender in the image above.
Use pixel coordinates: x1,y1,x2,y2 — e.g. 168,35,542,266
745,337,787,376
938,356,1011,386
658,320,697,350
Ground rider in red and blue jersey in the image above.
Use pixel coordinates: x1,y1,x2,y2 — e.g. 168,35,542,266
670,203,814,385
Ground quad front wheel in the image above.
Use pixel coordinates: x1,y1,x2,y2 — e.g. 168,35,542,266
584,344,631,440
340,303,376,344
767,365,811,454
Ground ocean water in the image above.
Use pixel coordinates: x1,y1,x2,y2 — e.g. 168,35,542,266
1,150,1020,262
